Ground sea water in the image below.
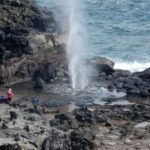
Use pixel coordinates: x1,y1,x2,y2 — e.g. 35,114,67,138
36,0,150,72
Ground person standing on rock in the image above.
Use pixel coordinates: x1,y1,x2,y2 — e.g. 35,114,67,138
6,88,14,102
32,97,40,110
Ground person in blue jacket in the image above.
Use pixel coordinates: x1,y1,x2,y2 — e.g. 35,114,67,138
0,96,4,99
32,97,40,109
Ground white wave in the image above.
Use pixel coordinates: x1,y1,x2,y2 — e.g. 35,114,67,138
114,61,150,72
93,88,126,105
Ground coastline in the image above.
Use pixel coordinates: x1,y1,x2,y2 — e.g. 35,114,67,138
0,97,149,149
0,0,150,149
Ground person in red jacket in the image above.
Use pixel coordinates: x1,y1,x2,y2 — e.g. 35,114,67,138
6,88,14,101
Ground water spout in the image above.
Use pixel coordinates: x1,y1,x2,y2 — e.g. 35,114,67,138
66,0,90,89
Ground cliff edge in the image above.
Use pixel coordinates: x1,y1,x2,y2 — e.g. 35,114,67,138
0,0,68,86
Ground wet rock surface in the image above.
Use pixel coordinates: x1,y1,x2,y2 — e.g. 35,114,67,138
77,56,150,99
95,67,150,98
0,98,149,150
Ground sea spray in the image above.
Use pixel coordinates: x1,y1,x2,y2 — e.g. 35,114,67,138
114,61,150,72
65,0,90,89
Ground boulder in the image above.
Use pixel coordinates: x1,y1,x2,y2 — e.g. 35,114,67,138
90,56,114,68
42,128,70,150
89,56,115,75
75,108,96,124
50,113,79,131
10,111,18,120
70,129,97,150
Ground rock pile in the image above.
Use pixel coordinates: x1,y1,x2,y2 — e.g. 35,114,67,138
89,57,150,98
0,98,150,150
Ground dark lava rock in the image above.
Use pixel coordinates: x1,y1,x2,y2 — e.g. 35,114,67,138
24,116,36,122
89,56,115,76
42,127,97,150
14,134,20,141
0,0,44,61
24,125,30,132
42,128,70,150
45,100,150,150
98,67,150,98
112,69,131,77
75,108,96,124
0,0,67,85
0,144,21,150
50,113,79,131
0,98,10,104
70,129,97,150
32,63,57,84
10,111,18,120
133,67,150,81
1,123,8,129
72,100,150,126
9,102,21,108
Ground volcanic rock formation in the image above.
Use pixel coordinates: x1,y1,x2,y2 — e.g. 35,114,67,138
0,0,68,86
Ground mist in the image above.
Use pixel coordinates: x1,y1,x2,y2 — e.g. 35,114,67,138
65,0,90,89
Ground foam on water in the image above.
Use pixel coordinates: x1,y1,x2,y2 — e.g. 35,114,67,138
93,88,126,105
114,61,150,72
46,82,126,105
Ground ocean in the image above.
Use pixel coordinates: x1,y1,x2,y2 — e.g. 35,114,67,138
36,0,150,72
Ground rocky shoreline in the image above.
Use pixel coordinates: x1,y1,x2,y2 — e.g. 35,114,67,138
0,0,150,99
0,98,149,150
0,0,150,150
